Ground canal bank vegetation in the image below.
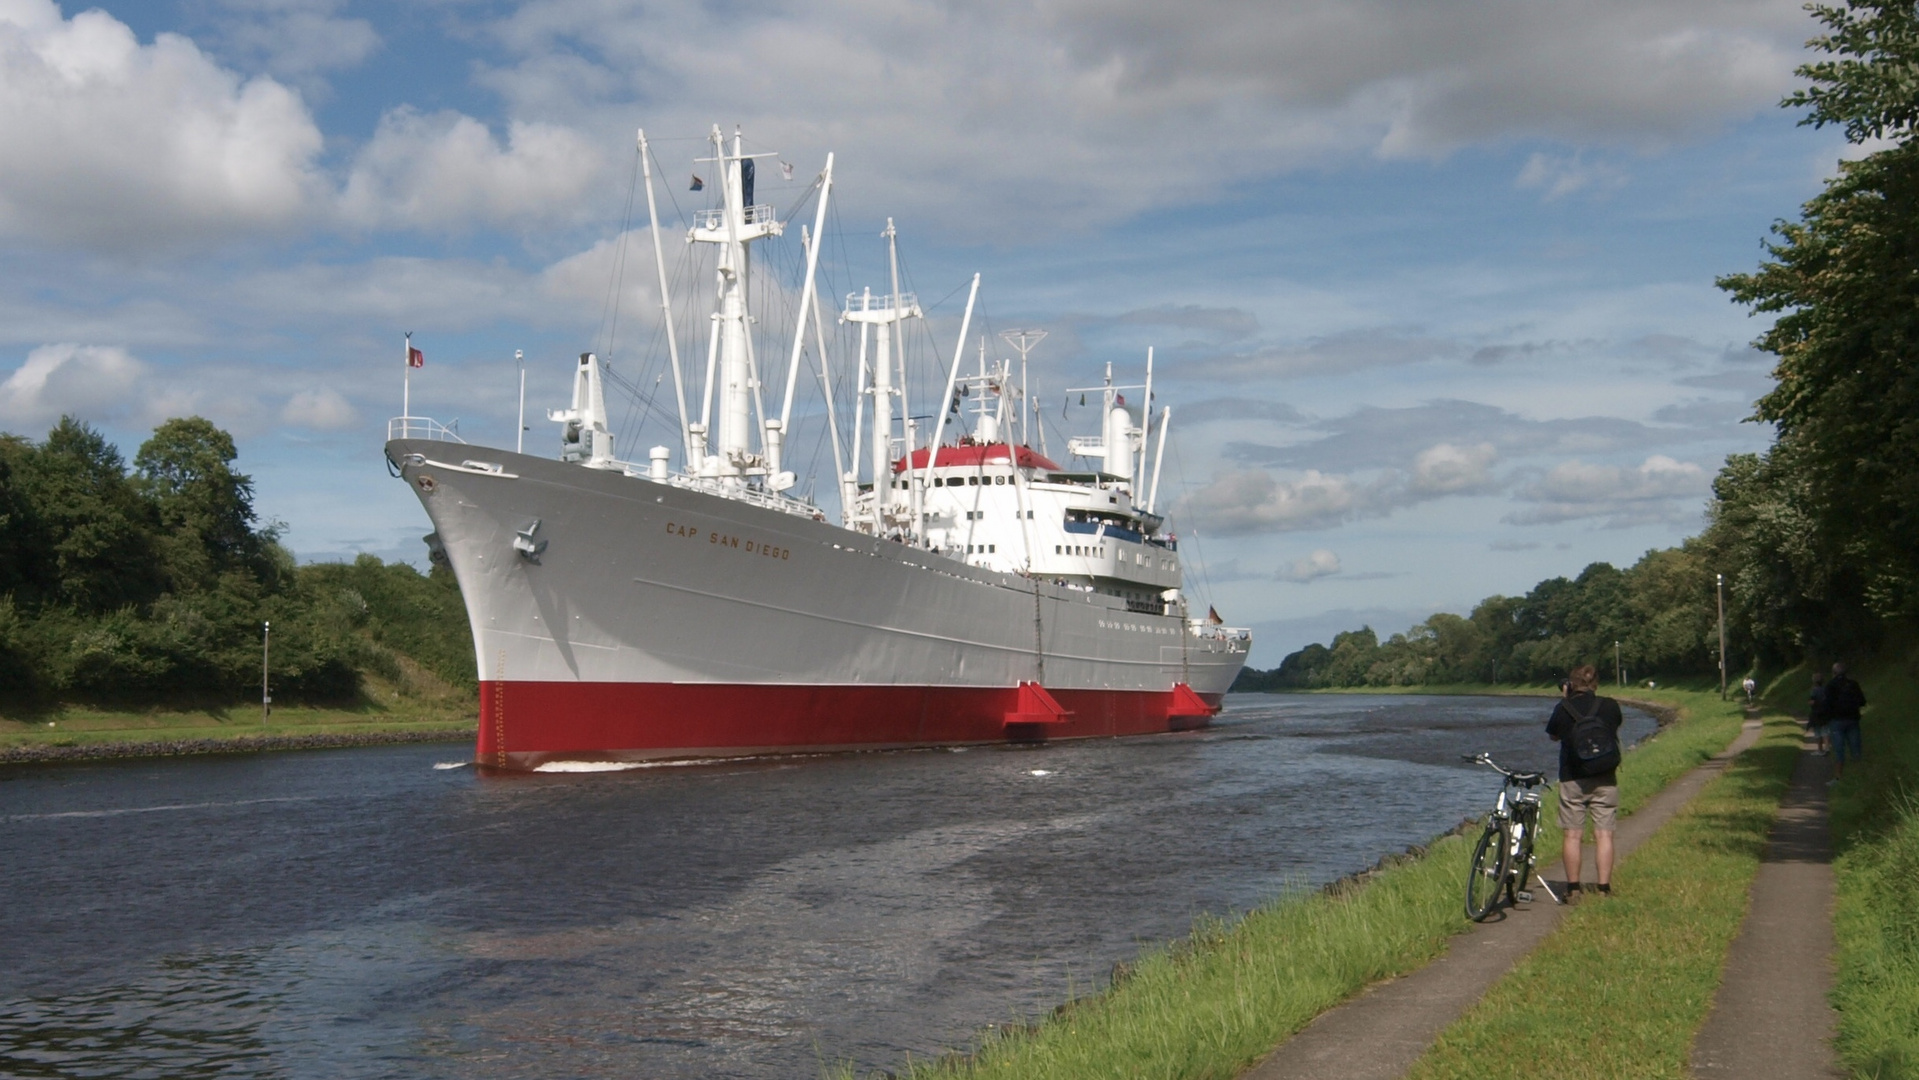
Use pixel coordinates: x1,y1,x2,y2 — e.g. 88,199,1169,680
1407,716,1801,1080
1826,647,1919,1076
847,690,1748,1080
0,417,477,732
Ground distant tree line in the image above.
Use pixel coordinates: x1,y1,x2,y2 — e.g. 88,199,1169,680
1244,3,1919,692
1237,548,1719,691
0,417,472,706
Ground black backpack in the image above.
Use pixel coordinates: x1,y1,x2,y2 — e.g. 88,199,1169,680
1566,696,1621,775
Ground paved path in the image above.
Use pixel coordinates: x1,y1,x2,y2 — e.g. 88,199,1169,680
1241,718,1766,1080
1690,733,1844,1078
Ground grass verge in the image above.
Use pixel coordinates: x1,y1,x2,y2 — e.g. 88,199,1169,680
837,689,1749,1080
1825,646,1919,1078
1402,715,1799,1080
0,699,475,752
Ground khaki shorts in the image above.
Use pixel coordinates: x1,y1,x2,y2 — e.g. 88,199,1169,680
1558,776,1619,832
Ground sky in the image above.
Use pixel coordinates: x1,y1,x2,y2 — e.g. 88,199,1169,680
0,0,1854,665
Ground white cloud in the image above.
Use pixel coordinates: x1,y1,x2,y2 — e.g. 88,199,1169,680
1278,548,1341,583
1183,468,1359,534
1507,454,1712,527
0,0,325,249
210,0,379,90
0,343,145,428
0,3,607,250
282,387,357,430
1515,152,1629,200
340,109,607,232
473,0,1805,235
1410,441,1497,495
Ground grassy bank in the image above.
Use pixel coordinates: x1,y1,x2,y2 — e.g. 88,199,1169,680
0,699,475,753
842,688,1748,1080
1824,647,1919,1078
1405,715,1799,1080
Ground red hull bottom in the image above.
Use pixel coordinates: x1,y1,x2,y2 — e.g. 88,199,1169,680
476,681,1221,770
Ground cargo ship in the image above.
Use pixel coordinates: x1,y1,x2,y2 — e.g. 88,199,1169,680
386,126,1250,769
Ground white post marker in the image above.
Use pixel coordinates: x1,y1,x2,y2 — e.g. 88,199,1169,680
516,350,526,454
261,620,271,722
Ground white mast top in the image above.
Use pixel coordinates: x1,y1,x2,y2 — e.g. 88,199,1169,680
691,125,783,484
843,219,922,531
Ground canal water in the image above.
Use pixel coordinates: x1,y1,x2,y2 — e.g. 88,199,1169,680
0,694,1653,1079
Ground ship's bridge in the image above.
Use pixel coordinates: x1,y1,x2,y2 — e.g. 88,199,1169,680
886,441,1182,612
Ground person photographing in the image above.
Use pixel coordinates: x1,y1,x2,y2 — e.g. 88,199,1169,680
1547,664,1624,900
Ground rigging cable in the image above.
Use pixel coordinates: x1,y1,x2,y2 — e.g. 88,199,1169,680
596,146,644,364
1167,434,1216,616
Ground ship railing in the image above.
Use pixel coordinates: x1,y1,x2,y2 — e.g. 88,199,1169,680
694,205,777,230
653,471,825,520
388,416,465,443
843,291,918,314
1189,621,1252,643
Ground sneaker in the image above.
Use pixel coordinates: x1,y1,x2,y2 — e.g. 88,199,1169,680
1594,884,1612,897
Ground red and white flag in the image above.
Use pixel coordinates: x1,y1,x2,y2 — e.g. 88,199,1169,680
407,345,425,368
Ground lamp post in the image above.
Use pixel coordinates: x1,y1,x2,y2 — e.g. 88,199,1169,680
515,349,526,454
262,620,272,722
1716,573,1727,700
1615,640,1622,687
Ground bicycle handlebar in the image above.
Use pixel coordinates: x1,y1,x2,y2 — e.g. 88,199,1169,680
1460,753,1549,787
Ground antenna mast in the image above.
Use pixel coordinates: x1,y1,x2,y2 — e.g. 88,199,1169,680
1000,329,1048,454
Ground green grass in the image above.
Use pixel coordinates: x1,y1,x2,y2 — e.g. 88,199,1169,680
1825,646,1919,1078
832,689,1750,1080
0,699,474,750
1404,715,1800,1080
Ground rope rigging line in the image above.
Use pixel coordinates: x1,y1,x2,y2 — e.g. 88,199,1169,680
1167,434,1215,613
595,146,644,363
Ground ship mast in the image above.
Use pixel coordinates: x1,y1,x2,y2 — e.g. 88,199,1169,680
691,125,783,485
843,221,921,534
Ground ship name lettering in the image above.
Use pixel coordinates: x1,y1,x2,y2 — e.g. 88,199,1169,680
666,522,700,538
707,530,790,560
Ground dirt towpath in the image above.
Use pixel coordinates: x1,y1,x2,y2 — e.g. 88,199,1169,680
1240,717,1766,1080
1689,730,1844,1078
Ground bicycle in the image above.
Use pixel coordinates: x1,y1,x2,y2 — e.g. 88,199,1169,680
1461,753,1556,920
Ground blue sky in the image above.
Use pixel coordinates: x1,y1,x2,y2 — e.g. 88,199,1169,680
0,0,1850,664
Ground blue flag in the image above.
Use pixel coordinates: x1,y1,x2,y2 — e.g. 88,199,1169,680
690,174,704,191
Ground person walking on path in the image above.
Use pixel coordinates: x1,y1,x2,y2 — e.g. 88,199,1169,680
1825,662,1866,780
1547,664,1624,899
1742,676,1757,705
1807,674,1830,756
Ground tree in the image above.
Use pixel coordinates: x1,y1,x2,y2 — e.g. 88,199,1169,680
14,418,163,613
135,417,267,592
1719,0,1919,623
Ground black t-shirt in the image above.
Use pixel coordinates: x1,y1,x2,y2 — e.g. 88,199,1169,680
1546,691,1625,783
1826,675,1867,721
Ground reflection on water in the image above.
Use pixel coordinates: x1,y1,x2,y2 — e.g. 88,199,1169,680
0,694,1652,1078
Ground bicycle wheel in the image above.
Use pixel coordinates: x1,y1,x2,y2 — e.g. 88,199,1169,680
1465,823,1509,921
1507,815,1536,903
